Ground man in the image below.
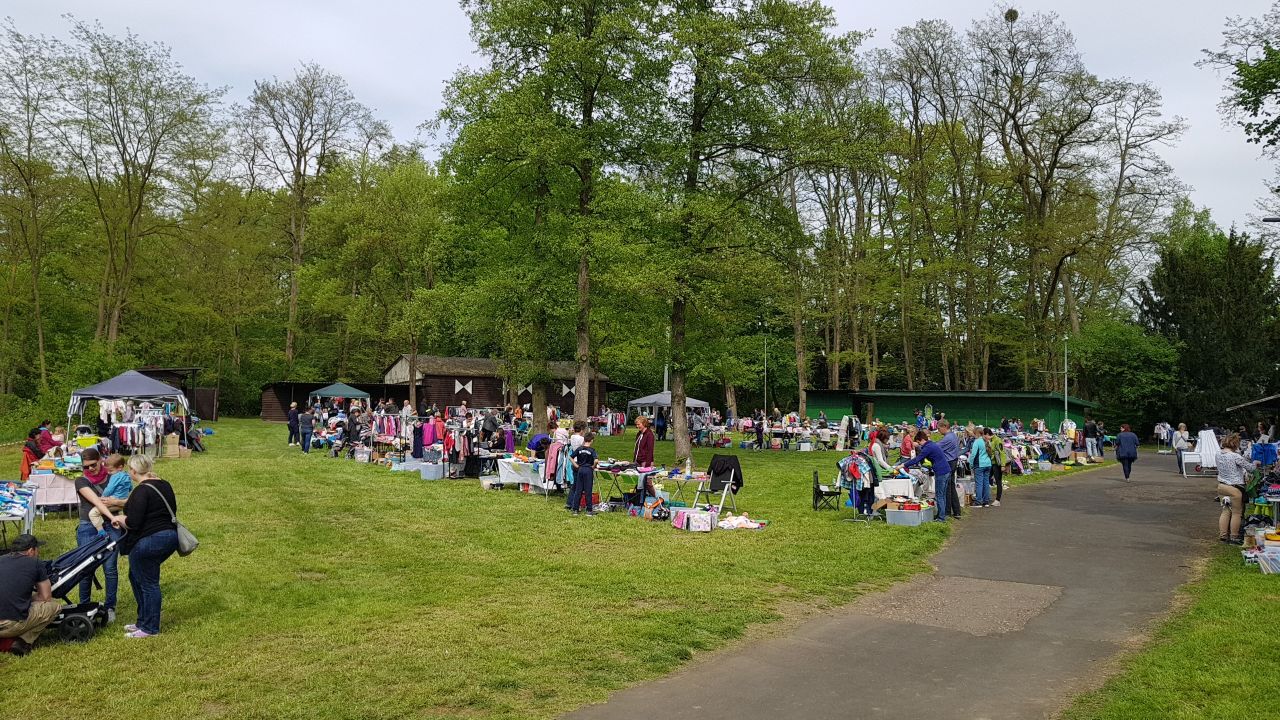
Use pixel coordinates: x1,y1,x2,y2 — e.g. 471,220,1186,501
1084,416,1099,459
0,534,60,656
287,402,300,447
482,409,501,444
935,419,963,518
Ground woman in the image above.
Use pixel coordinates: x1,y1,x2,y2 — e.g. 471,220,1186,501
112,455,179,638
1114,423,1140,480
287,402,300,447
1173,422,1190,473
898,429,915,463
20,429,41,482
1215,433,1257,544
74,448,125,622
633,416,655,467
984,427,1005,507
897,430,953,523
969,427,993,508
868,428,894,475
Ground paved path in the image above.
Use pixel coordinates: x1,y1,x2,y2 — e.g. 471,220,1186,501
566,454,1212,720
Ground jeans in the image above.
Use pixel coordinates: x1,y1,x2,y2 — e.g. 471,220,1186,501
300,431,313,453
973,465,992,505
568,468,595,512
288,426,299,445
128,529,178,635
1086,438,1098,457
933,472,950,521
76,522,119,610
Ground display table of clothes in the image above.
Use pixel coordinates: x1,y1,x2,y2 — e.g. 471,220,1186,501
0,481,36,542
496,457,547,493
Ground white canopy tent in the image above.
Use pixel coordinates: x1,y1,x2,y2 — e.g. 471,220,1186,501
627,391,710,418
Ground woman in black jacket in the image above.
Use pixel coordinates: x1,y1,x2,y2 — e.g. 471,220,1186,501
111,454,179,638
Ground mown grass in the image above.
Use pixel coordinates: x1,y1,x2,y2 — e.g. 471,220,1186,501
1063,547,1280,720
0,420,1102,719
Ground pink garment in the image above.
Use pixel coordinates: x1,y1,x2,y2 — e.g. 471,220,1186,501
423,421,437,446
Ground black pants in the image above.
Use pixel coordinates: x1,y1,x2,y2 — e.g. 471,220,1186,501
288,426,299,445
948,475,962,517
992,463,1004,502
657,426,667,441
1119,456,1135,479
568,469,595,512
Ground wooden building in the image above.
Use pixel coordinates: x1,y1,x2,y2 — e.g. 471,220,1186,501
382,355,612,413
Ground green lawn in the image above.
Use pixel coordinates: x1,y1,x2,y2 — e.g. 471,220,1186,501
1063,547,1280,720
1,419,1103,719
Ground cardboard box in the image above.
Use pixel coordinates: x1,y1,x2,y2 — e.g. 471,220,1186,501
687,510,717,532
1051,464,1067,472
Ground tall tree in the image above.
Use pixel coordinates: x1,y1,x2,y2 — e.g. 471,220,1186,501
52,19,222,348
241,63,386,370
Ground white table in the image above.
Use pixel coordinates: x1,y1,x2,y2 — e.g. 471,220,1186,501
496,458,550,496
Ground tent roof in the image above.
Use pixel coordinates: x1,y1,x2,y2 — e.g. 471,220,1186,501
1224,393,1280,413
309,382,370,399
68,370,189,416
627,391,710,410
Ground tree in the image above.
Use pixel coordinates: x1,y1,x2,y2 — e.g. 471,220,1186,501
1201,3,1280,153
1071,318,1178,433
52,18,223,348
240,63,386,370
1136,202,1280,424
0,21,78,386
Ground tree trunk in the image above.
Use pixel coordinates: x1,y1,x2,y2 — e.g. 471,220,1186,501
829,316,841,389
574,250,591,420
285,206,303,368
30,265,47,388
532,381,548,435
725,383,738,421
793,285,807,417
671,297,691,461
407,340,418,414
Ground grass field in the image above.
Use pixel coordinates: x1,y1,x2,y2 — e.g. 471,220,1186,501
1,419,1105,719
1063,546,1280,720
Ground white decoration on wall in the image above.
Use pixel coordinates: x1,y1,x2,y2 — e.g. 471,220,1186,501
521,384,533,395
562,383,576,396
455,380,473,395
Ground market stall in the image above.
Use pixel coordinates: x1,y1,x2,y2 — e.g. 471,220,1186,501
67,370,191,458
626,391,710,419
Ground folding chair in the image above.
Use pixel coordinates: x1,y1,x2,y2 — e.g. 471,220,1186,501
695,454,742,513
812,471,841,510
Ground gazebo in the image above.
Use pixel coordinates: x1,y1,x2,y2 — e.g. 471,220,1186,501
308,382,370,402
67,370,190,422
627,391,710,418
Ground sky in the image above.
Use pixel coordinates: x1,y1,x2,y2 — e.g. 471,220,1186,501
6,0,1275,229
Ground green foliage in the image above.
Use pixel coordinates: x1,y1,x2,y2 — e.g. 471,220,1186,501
1136,202,1280,425
1071,319,1179,432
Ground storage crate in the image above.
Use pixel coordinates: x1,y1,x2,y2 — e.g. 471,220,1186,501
885,508,932,526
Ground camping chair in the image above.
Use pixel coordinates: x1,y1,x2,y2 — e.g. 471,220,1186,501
812,471,841,510
694,454,742,513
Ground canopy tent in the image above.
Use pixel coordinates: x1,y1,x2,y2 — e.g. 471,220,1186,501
627,391,710,416
308,382,370,400
1224,393,1280,413
67,370,190,419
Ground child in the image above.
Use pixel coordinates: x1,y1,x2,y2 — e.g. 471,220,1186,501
89,454,133,531
570,420,587,451
569,432,599,516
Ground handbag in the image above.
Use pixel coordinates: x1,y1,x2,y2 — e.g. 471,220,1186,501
145,482,199,556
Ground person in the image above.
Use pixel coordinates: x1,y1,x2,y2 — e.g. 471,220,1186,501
654,410,668,442
690,411,706,446
897,430,953,523
633,416,655,467
868,428,894,475
898,428,915,462
482,409,501,444
1173,422,1190,473
568,432,599,516
1114,423,1140,480
969,427,993,508
74,448,123,622
287,402,300,447
299,406,315,453
35,420,56,455
0,534,60,656
1256,421,1268,442
1095,421,1107,457
1215,433,1258,544
570,420,587,451
1084,416,1099,459
935,420,963,518
985,427,1005,507
89,454,132,531
112,454,179,638
20,429,41,482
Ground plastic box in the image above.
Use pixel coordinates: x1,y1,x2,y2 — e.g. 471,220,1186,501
885,508,932,526
420,463,445,480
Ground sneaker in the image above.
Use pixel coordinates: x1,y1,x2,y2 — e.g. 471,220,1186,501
124,629,155,638
1228,537,1244,546
992,500,1001,507
586,511,596,517
125,624,138,632
106,608,117,625
571,511,580,516
8,638,30,656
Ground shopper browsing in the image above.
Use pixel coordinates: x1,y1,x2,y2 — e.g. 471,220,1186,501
569,432,599,517
896,431,954,523
1215,433,1258,545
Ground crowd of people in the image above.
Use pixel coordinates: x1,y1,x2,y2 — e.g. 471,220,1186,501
1,452,182,655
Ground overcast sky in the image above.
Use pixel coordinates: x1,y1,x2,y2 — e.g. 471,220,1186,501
7,0,1275,229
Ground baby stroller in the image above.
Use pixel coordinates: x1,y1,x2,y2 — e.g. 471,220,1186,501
44,532,120,642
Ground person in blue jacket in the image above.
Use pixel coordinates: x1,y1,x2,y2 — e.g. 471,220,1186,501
1114,424,1140,480
969,427,993,507
896,430,953,522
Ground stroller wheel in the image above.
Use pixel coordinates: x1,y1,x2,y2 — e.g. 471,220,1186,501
60,614,95,643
